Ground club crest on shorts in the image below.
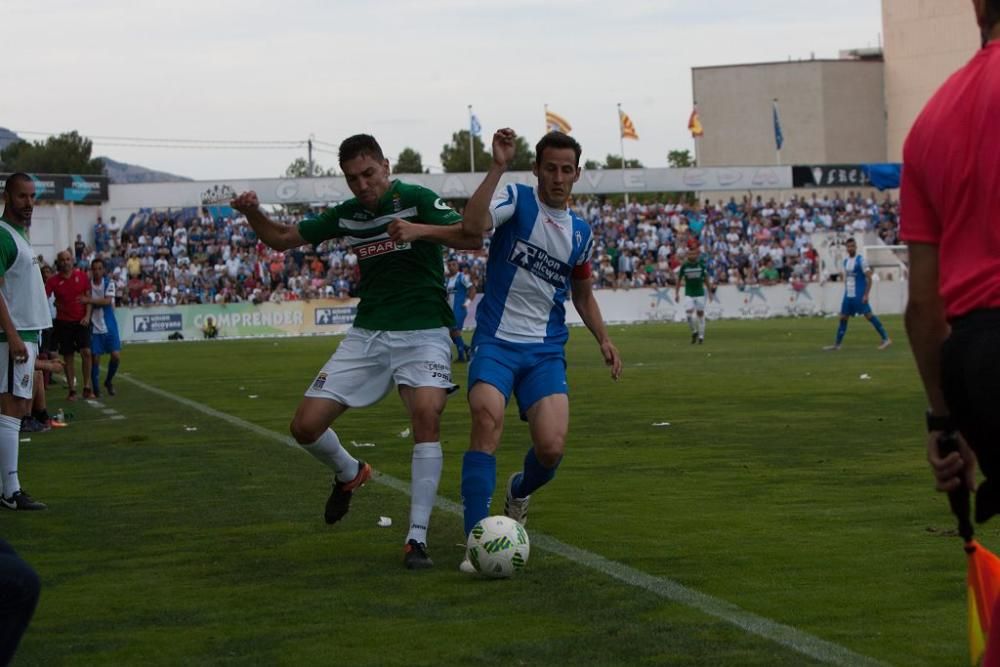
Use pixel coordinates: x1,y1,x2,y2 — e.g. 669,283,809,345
312,372,328,390
20,373,30,388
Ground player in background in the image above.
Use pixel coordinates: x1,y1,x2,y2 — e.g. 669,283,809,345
455,129,622,571
82,258,121,398
445,257,475,362
0,174,53,510
232,134,481,570
824,238,891,351
674,250,712,344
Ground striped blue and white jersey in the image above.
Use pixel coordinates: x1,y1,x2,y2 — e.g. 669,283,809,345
844,254,869,299
446,272,473,309
475,183,594,345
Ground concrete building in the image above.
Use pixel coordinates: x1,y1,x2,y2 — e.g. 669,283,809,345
882,0,978,161
692,59,886,168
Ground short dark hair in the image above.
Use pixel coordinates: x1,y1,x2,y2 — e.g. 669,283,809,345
338,134,384,166
4,172,32,192
988,0,1000,28
846,237,857,245
91,257,105,268
535,132,582,167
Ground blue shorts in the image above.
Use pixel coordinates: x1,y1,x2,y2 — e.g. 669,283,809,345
452,306,468,331
841,296,872,317
468,339,567,421
91,329,121,356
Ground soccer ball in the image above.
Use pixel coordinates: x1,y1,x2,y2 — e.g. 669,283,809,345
466,515,530,579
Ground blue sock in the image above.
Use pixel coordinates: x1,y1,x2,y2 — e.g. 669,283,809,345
106,358,120,384
461,451,496,536
91,359,101,392
869,316,888,341
512,447,561,498
835,320,848,346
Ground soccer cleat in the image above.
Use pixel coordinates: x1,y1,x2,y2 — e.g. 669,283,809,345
690,333,698,344
48,417,68,429
697,337,704,345
20,417,50,433
83,388,96,400
67,390,78,402
504,472,530,526
323,460,371,524
104,381,117,396
878,338,892,350
403,539,434,570
459,554,476,574
1,490,47,510
822,345,841,352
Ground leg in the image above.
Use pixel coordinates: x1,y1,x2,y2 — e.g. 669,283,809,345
835,315,848,346
514,394,569,498
63,352,76,397
105,350,121,393
463,382,506,535
81,347,93,395
863,310,890,345
696,308,706,342
0,540,40,667
30,372,49,424
397,385,447,554
450,326,468,362
686,308,697,343
90,353,101,398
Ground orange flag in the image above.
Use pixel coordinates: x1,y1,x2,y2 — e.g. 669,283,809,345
688,105,704,137
967,541,1000,665
619,110,638,140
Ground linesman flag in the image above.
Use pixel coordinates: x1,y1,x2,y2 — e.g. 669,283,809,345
545,109,572,134
688,105,704,137
619,110,638,140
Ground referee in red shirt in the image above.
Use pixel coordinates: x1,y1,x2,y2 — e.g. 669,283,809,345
902,2,1000,509
44,250,94,400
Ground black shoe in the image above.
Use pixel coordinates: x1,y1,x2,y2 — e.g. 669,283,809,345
1,489,47,510
697,337,704,345
324,461,371,524
20,417,50,433
691,333,698,344
104,381,116,396
403,539,434,570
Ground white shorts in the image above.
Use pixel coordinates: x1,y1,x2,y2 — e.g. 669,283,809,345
683,296,706,312
0,341,38,400
304,327,454,408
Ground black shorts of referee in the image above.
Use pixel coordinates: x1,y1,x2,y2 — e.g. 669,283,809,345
52,319,91,355
941,309,1000,519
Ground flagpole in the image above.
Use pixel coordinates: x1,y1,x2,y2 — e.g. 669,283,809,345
468,104,475,174
618,103,629,208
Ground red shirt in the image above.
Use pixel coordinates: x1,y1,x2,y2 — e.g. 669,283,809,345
45,269,90,322
900,41,1000,320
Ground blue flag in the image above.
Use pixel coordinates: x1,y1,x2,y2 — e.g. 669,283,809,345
470,113,482,137
772,101,784,151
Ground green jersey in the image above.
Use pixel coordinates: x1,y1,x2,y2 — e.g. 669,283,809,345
0,219,44,343
679,258,709,297
298,180,462,331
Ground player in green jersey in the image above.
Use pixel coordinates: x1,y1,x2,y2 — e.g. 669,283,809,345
232,135,481,569
674,251,712,344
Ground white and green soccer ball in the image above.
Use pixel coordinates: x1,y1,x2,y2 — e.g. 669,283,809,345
466,515,530,579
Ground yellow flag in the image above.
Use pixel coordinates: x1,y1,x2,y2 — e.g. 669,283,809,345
545,110,572,134
619,110,638,140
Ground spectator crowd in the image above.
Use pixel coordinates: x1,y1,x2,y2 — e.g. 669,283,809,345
66,190,900,307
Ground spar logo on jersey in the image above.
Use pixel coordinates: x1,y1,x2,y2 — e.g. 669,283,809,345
508,239,571,288
356,239,411,260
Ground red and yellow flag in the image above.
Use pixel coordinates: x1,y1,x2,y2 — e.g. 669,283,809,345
966,540,1000,665
688,106,704,137
619,110,638,140
545,109,572,134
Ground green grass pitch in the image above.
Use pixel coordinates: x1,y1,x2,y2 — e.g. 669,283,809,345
3,316,979,665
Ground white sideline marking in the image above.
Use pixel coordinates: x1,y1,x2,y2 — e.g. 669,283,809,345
120,373,885,667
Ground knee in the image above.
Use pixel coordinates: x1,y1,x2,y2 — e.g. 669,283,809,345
289,417,323,445
534,437,565,468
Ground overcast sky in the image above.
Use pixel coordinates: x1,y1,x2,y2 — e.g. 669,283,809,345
4,1,882,181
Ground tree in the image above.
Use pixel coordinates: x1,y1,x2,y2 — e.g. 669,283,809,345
601,154,643,169
393,147,424,174
440,130,492,173
583,159,601,170
284,158,335,178
667,149,694,168
0,131,103,174
508,136,535,171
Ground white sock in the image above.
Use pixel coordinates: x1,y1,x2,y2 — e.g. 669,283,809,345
407,441,442,545
301,429,359,483
698,316,706,337
0,414,22,497
687,314,696,333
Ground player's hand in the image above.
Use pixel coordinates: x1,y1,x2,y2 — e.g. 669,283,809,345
862,295,869,304
600,339,622,381
387,219,421,244
81,315,90,327
8,335,27,365
492,129,516,169
927,431,976,493
36,358,64,372
230,191,260,214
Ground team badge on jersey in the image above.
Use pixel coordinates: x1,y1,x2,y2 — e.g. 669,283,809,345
312,372,328,390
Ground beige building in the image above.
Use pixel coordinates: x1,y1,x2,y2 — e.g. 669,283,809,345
692,59,886,168
692,1,981,168
882,0,978,161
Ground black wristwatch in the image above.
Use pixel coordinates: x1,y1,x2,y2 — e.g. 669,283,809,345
926,410,955,433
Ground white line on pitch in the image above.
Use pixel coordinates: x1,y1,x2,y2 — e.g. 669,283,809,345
120,373,885,667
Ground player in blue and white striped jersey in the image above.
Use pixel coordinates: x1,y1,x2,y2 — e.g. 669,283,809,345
456,130,622,568
824,238,891,351
445,257,475,362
